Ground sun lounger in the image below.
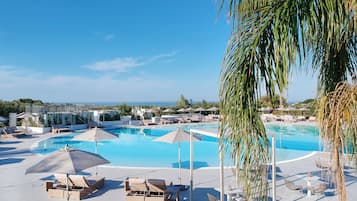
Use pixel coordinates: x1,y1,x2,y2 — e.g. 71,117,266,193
125,178,148,201
54,173,74,187
161,119,174,124
308,183,326,195
146,179,179,201
190,116,202,123
46,174,104,200
45,174,68,193
315,159,333,170
52,125,72,134
143,120,158,126
69,175,105,190
284,178,303,193
176,117,186,124
46,183,88,201
46,174,72,199
69,175,104,200
2,126,27,138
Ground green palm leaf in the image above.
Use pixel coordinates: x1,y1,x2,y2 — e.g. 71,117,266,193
219,0,356,200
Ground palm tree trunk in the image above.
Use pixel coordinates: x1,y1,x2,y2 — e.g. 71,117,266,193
279,90,284,108
334,141,346,201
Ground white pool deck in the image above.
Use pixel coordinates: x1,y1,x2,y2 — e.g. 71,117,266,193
1,132,357,201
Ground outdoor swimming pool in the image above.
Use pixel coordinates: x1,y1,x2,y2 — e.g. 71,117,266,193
32,123,320,168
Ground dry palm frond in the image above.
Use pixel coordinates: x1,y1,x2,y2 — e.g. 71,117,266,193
319,82,357,201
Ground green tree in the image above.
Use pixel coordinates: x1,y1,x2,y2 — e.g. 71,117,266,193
115,104,132,115
201,99,208,108
0,98,44,117
17,98,43,105
176,95,189,108
276,60,289,108
258,95,286,108
300,98,316,105
219,1,356,200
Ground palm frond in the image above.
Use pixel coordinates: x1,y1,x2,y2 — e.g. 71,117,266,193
319,82,357,201
220,1,356,201
307,0,357,93
219,0,307,199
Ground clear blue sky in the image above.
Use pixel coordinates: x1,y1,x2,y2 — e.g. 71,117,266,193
0,0,317,103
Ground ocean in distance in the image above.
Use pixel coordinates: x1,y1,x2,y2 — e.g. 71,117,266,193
64,101,178,107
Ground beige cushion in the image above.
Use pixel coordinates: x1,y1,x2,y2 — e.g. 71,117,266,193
69,175,90,188
128,178,147,192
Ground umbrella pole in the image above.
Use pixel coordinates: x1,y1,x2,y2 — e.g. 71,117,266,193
220,147,224,201
66,173,69,201
95,141,98,176
189,131,193,201
178,142,181,184
272,133,276,201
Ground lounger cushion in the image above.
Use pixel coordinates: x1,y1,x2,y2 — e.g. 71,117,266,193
69,175,90,188
86,178,100,186
128,178,148,192
147,179,167,192
69,175,105,189
129,178,146,184
54,174,74,187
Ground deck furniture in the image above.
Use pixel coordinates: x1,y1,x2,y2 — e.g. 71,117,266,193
2,126,27,138
146,179,179,201
51,125,72,134
284,178,303,193
69,174,105,190
298,174,321,197
308,183,326,195
125,178,179,201
45,174,105,200
125,178,148,201
54,173,74,187
315,160,332,170
46,174,71,199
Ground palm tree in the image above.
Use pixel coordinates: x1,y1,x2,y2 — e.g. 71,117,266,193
219,0,356,200
319,82,357,199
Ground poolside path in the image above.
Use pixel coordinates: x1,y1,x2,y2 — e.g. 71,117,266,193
0,133,356,201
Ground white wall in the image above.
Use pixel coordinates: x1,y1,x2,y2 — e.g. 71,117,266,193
23,126,51,134
9,113,17,127
93,111,100,123
22,124,87,134
121,115,132,121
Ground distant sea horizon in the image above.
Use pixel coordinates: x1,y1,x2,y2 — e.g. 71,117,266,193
57,101,179,107
55,100,298,107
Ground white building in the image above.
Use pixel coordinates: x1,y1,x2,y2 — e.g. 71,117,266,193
131,107,153,120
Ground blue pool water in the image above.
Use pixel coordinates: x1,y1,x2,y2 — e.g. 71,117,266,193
32,124,320,168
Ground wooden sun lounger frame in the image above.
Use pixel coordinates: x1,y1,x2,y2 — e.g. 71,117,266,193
284,178,303,193
146,179,179,201
125,178,179,201
45,174,105,200
308,183,327,195
125,178,147,201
